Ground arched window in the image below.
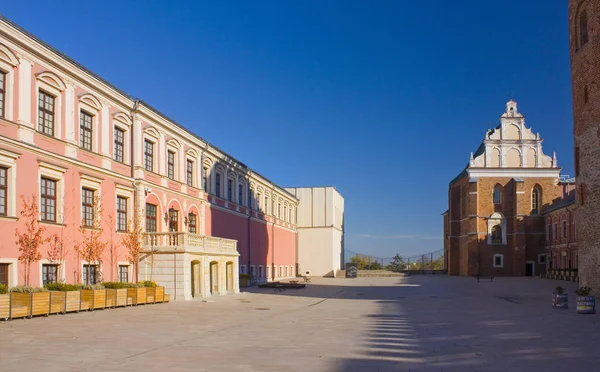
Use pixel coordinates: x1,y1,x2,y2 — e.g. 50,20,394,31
491,225,502,244
493,185,502,204
579,9,589,48
531,186,541,215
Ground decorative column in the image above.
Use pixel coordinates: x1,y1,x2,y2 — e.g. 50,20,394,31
17,58,34,144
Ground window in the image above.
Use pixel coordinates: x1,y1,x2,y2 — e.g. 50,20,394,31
258,266,263,278
248,188,253,209
493,254,503,268
0,263,7,286
144,140,154,172
493,186,501,204
562,220,567,239
202,166,209,191
188,213,197,234
491,225,502,244
531,187,540,215
575,147,580,177
264,196,268,213
553,223,558,240
114,127,124,163
117,196,127,232
79,111,93,151
167,151,176,180
119,265,128,283
146,204,157,232
38,90,55,136
538,254,546,265
250,266,255,277
279,266,283,277
168,208,178,232
42,264,58,285
0,167,6,216
40,177,57,222
290,266,294,277
186,159,194,187
227,179,233,201
215,173,221,197
81,188,94,227
0,71,5,118
83,264,98,285
272,200,275,216
278,203,281,219
238,184,243,205
579,9,589,48
546,225,551,241
240,265,246,274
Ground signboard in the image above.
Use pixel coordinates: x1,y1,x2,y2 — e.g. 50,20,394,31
345,263,357,278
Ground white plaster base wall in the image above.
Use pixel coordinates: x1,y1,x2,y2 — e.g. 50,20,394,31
139,252,239,301
297,227,343,277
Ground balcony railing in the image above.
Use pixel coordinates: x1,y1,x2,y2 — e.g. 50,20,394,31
142,232,238,255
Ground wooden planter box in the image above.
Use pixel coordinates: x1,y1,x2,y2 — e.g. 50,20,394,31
146,287,156,303
240,278,251,287
155,287,165,302
10,293,31,319
65,291,81,312
164,293,170,302
80,290,93,310
115,288,127,307
49,291,66,314
93,290,106,310
0,294,9,320
126,287,147,305
31,292,50,316
106,289,117,308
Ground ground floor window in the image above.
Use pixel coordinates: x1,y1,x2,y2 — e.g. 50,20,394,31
42,264,58,285
240,265,246,275
0,263,8,286
561,253,567,269
493,254,503,268
83,264,98,285
250,266,255,278
258,266,264,278
119,265,129,283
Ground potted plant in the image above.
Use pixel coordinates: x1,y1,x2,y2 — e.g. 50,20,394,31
576,287,595,314
553,286,568,309
239,274,252,288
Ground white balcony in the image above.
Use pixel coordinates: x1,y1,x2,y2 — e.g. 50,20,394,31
142,232,238,255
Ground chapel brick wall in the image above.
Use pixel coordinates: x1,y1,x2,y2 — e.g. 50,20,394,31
569,0,600,288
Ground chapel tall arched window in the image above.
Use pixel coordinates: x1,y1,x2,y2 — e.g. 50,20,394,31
531,187,541,215
491,225,502,244
493,185,502,204
579,9,589,48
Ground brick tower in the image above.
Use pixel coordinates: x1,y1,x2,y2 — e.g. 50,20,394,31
569,0,600,288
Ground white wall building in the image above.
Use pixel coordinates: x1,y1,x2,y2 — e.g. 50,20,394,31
285,187,345,277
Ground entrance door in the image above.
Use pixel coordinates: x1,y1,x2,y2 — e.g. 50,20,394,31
526,262,534,277
210,262,218,294
191,261,200,297
226,262,233,293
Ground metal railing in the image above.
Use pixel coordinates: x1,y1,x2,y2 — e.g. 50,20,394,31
142,232,238,255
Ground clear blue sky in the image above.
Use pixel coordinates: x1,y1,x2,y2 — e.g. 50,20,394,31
1,1,573,260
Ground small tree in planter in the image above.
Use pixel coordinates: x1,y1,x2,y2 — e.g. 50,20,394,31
552,286,568,309
75,195,107,286
575,287,595,314
122,209,143,283
15,195,47,286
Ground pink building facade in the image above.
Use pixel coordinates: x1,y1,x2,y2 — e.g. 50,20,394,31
0,16,298,300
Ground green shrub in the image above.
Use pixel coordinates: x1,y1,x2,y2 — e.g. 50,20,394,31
81,284,105,290
0,283,7,294
102,282,127,289
141,280,157,288
9,286,48,293
129,282,145,288
44,283,83,291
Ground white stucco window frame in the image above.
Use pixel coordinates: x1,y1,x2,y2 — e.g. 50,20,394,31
38,259,65,287
185,151,198,188
115,183,134,232
80,173,103,227
38,161,67,224
166,139,181,182
0,59,17,122
142,128,160,173
493,254,504,268
487,213,507,245
77,94,102,154
266,265,271,279
117,261,133,283
0,148,19,217
273,265,277,277
258,265,264,278
35,72,66,139
113,113,132,165
0,258,18,287
250,265,255,277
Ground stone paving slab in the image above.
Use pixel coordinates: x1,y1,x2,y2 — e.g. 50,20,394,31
0,276,598,372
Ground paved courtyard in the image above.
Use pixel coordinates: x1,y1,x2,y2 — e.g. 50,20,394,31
0,276,598,372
